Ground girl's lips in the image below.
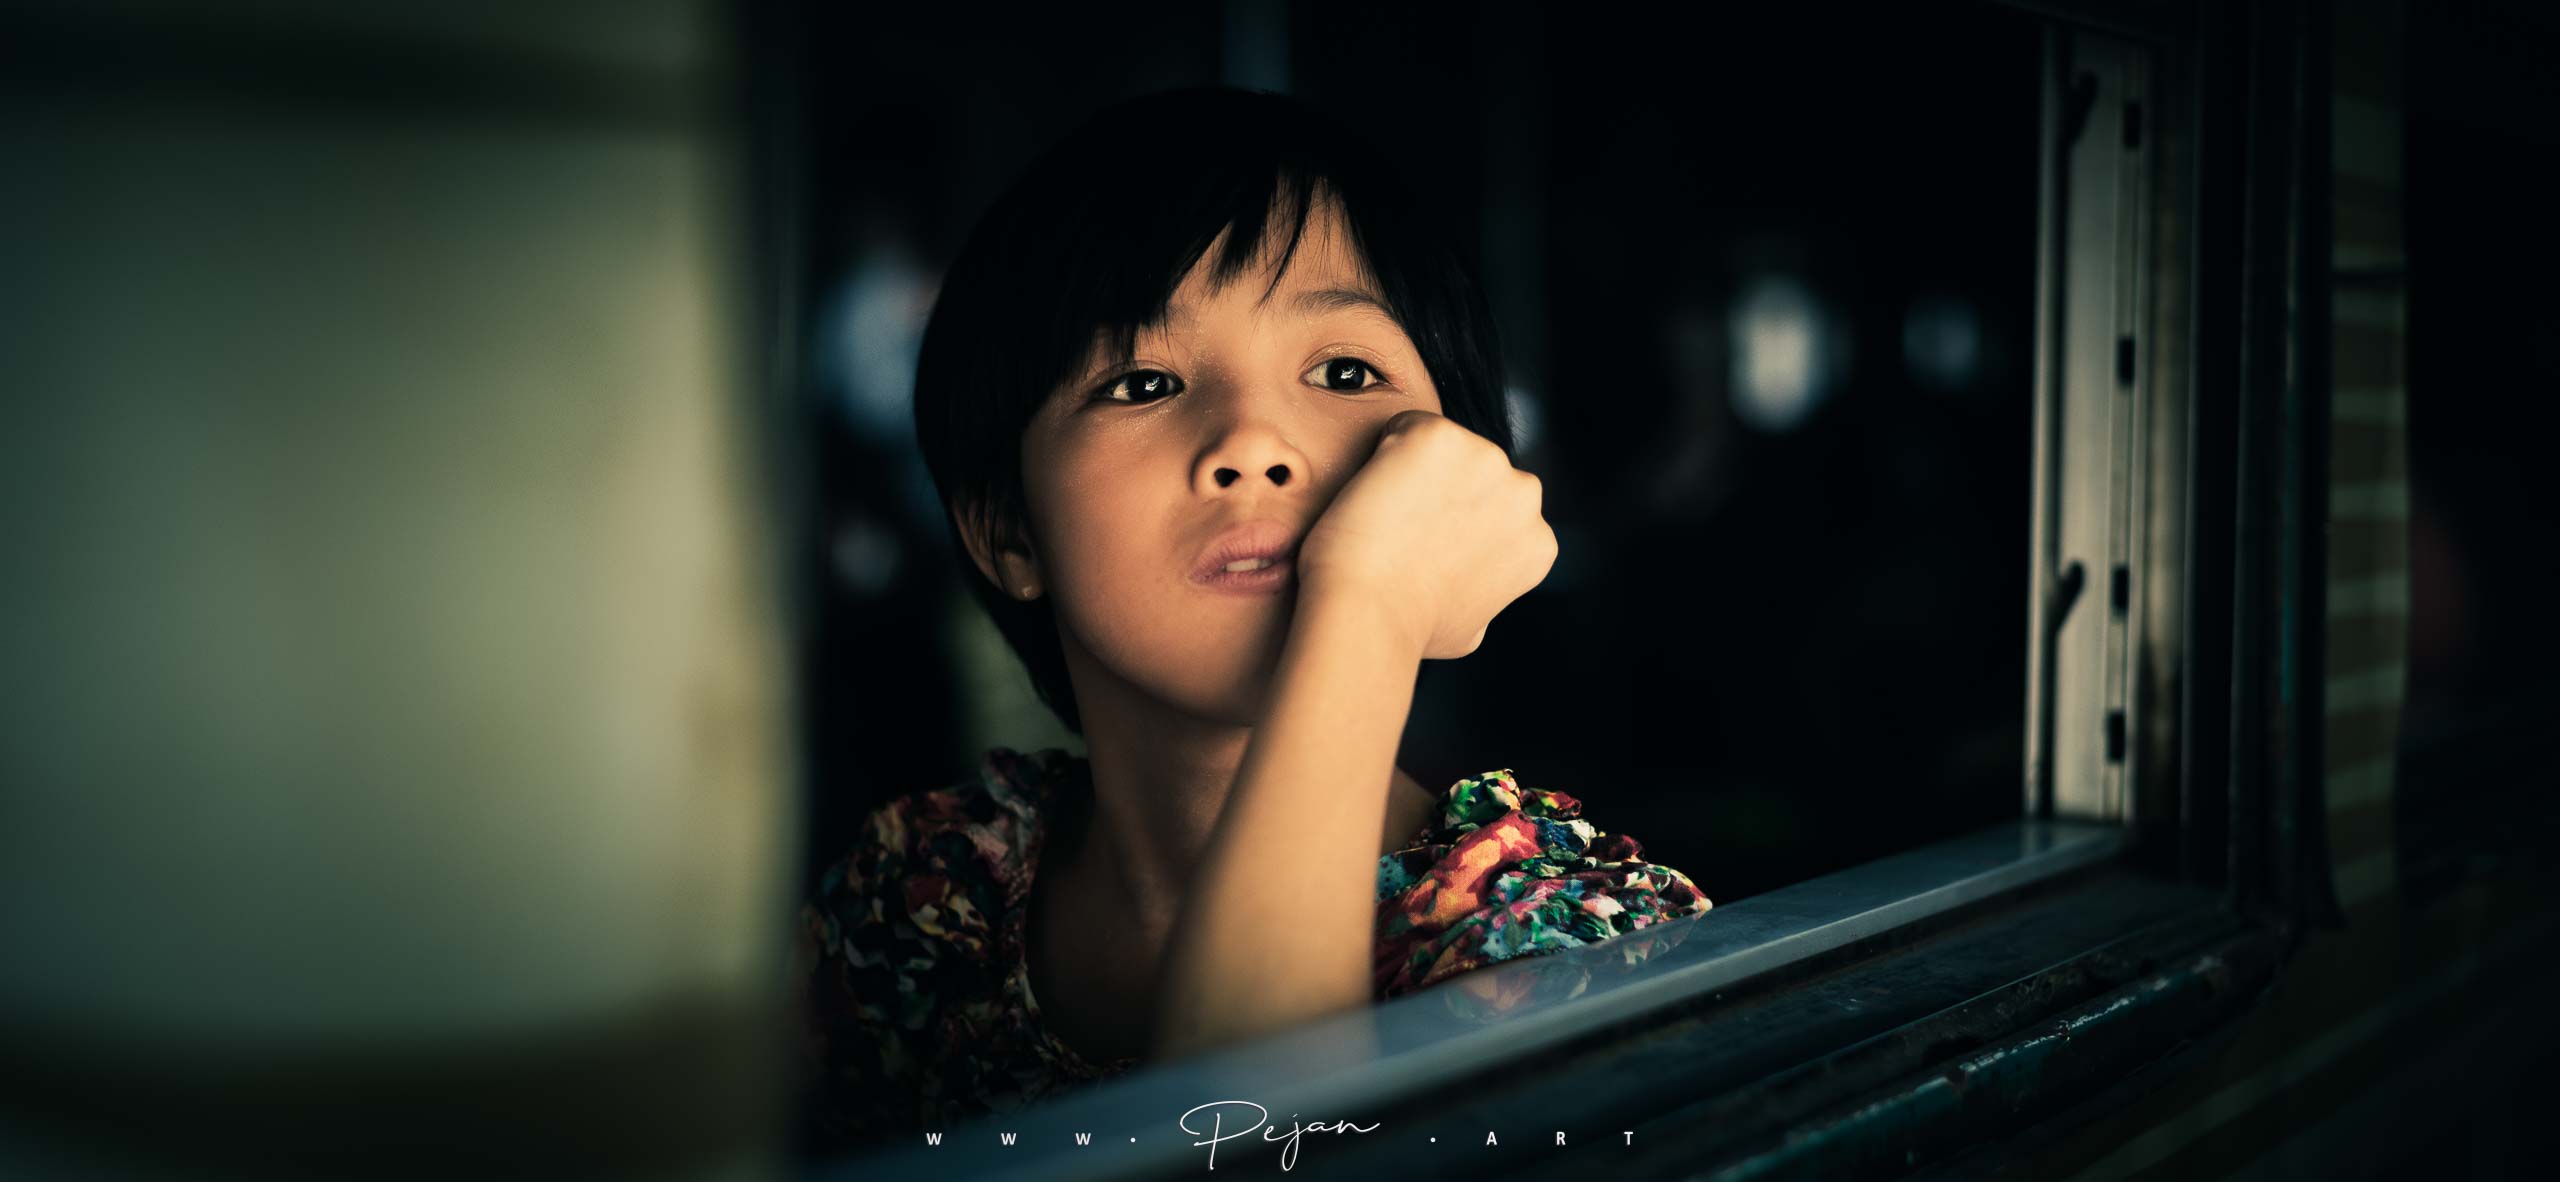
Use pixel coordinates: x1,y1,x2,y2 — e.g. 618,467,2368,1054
1193,555,1294,595
1189,518,1304,582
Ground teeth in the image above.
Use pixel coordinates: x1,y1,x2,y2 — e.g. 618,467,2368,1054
1222,558,1275,573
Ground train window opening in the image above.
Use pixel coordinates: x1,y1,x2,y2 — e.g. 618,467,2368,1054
797,3,2053,943
783,0,2235,1169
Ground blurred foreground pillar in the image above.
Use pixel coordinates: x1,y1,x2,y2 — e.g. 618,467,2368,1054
0,2,794,1175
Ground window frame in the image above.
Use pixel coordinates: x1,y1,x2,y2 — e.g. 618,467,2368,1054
802,0,2344,1171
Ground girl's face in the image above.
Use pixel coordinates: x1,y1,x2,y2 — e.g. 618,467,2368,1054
997,197,1445,726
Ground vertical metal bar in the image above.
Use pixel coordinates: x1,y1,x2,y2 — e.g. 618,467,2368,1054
2177,2,2242,890
2286,0,2343,928
2027,22,2069,820
2107,47,2154,825
2127,27,2197,867
2269,0,2305,920
2042,31,2153,825
2230,0,2305,914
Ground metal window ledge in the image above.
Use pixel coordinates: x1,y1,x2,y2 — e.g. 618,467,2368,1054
829,820,2245,1181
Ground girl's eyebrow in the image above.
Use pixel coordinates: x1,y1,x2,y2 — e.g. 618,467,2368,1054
1278,285,1398,325
1157,283,1396,331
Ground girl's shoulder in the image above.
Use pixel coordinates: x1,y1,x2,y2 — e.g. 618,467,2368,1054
1373,767,1714,1002
793,748,1090,1139
792,746,1081,1149
802,746,1080,956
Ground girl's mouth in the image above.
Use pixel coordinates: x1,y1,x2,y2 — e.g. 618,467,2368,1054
1194,554,1294,595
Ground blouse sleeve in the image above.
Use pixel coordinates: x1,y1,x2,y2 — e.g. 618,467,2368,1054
794,806,935,1154
1372,772,1712,1022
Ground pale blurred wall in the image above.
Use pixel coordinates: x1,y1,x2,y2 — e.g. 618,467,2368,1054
0,1,791,1174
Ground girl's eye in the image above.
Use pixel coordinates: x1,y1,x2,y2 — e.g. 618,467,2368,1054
1308,356,1388,392
1086,357,1389,405
1091,369,1182,405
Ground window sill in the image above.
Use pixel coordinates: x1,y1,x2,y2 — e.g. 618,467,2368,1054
832,820,2280,1179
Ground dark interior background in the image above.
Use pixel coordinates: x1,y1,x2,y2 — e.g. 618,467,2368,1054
2397,0,2560,902
790,0,2043,904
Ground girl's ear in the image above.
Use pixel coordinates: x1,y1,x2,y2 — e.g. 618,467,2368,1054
954,498,1047,601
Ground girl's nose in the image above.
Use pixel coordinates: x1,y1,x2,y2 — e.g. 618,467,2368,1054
1212,462,1291,489
1195,416,1309,495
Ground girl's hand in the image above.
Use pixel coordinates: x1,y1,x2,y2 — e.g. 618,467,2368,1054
1296,409,1557,660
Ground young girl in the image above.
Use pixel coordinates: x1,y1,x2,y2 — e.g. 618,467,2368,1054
795,85,1712,1149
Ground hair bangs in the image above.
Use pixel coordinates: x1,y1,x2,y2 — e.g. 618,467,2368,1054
1046,166,1342,411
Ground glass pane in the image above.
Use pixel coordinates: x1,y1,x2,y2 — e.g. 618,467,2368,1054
789,0,2043,1156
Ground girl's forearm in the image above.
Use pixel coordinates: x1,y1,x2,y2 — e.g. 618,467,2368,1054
1150,585,1425,1060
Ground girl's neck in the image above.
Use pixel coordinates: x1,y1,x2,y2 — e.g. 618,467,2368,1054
1025,732,1440,1068
1022,644,1442,1063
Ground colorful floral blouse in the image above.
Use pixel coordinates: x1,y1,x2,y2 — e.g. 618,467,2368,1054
793,746,1712,1151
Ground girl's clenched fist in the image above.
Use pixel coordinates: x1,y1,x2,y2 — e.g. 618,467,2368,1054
1295,409,1557,660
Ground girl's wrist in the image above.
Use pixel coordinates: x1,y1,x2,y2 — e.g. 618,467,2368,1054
1295,580,1427,666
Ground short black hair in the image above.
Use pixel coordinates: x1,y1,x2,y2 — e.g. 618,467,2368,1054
911,85,1515,736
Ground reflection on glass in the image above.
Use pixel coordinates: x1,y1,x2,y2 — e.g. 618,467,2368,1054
1903,291,1985,393
1728,274,1837,434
